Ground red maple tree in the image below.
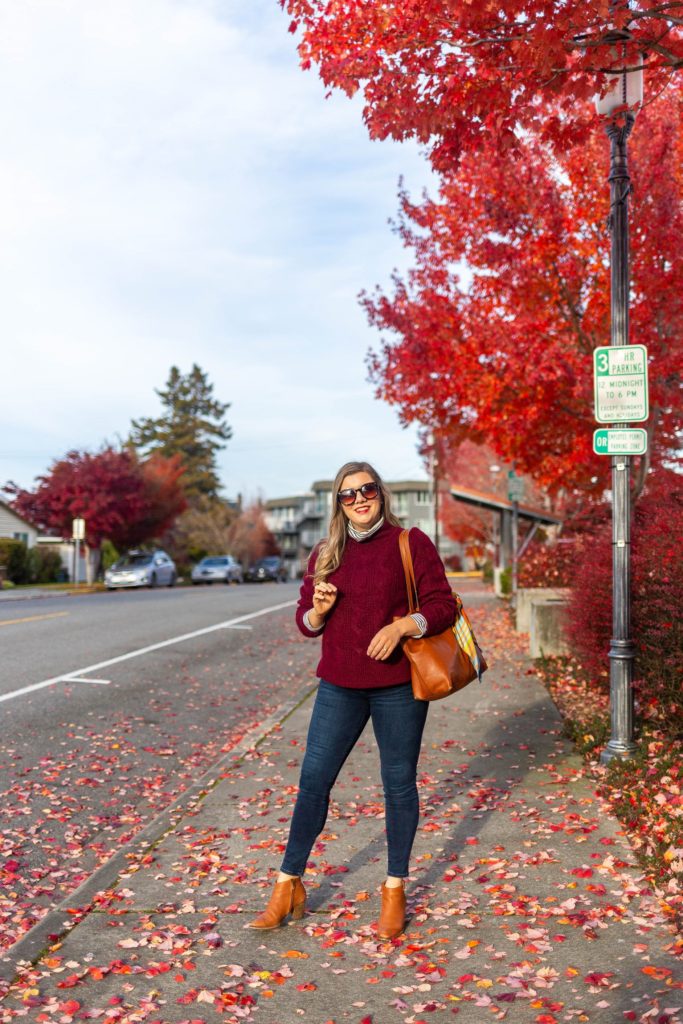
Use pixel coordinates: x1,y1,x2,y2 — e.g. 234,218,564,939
116,453,188,551
364,91,682,497
282,0,682,166
5,447,187,554
227,503,280,567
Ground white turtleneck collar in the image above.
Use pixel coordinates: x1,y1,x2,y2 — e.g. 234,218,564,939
347,516,385,542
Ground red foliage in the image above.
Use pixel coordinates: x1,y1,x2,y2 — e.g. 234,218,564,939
227,504,280,566
598,735,683,891
364,92,682,497
5,447,187,551
439,439,550,556
283,0,681,167
566,472,683,733
116,453,188,551
438,441,504,551
518,540,579,589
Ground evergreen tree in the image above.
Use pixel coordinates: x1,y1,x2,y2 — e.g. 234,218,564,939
130,365,232,499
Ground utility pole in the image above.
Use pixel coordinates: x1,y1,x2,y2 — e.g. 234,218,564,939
595,50,644,763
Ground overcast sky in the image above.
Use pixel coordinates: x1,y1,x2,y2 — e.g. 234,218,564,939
0,0,437,502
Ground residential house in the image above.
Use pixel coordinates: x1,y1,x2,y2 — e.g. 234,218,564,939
0,501,38,547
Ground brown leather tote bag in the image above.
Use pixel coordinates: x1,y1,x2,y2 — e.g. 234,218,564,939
398,530,486,701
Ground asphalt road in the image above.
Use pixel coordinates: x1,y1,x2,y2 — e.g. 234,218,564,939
0,582,301,693
0,582,316,951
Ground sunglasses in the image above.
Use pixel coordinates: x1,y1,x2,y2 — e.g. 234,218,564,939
337,482,380,507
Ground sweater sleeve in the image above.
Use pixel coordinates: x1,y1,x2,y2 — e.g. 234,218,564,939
408,528,458,636
295,545,323,638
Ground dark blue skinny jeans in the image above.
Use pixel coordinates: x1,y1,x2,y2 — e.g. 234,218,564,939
280,679,429,878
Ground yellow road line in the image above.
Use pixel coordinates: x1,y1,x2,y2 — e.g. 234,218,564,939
0,611,68,628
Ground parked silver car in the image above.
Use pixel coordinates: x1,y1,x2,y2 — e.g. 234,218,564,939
105,550,177,590
191,555,243,585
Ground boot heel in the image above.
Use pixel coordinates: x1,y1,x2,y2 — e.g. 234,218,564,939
291,900,306,920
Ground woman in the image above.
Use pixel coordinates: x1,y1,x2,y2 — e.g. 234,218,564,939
248,461,457,939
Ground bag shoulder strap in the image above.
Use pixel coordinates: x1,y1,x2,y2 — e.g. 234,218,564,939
398,528,419,614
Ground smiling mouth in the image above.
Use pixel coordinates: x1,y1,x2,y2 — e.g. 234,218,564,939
355,505,370,514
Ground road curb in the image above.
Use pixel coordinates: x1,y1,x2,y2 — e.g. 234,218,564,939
0,587,103,602
0,681,317,985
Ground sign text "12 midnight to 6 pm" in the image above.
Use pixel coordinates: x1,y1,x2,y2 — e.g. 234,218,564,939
593,344,648,424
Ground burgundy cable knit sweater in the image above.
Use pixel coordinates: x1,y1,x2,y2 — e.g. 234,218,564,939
296,520,458,689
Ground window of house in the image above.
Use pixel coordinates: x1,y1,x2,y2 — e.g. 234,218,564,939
393,493,408,515
13,532,29,544
415,491,431,505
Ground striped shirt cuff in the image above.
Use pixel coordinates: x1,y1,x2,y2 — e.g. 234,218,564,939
410,613,428,638
303,609,324,633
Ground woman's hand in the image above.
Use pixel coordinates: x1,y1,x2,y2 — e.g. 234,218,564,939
310,582,338,627
367,615,422,661
367,621,404,661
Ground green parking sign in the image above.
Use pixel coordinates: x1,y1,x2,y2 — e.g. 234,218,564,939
593,428,648,456
594,345,648,423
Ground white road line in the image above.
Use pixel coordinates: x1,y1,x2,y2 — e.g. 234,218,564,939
0,600,296,705
63,677,111,685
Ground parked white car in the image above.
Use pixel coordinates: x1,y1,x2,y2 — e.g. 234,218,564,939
105,550,177,590
191,555,243,585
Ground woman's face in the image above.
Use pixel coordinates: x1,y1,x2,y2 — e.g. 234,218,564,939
338,471,383,532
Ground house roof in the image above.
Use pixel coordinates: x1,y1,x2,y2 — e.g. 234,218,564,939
264,496,309,510
387,480,430,492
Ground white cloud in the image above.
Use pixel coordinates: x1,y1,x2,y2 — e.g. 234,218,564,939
0,0,435,499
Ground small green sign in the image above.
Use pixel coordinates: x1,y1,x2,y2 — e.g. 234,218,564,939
593,428,648,456
507,470,524,502
594,344,648,423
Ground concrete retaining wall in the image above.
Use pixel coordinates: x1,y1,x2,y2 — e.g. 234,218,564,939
516,587,570,632
529,598,570,658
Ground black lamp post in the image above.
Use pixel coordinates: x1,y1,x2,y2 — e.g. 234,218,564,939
595,52,643,763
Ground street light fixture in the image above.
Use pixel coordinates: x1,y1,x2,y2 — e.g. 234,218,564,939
594,51,643,764
595,49,643,118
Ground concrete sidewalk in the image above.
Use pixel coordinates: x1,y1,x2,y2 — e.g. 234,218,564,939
1,635,680,1022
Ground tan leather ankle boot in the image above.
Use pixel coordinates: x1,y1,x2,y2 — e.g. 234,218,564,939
247,877,306,930
377,882,406,939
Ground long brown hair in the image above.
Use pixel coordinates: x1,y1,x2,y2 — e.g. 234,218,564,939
313,461,402,585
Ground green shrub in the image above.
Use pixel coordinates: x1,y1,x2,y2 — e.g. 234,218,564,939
499,566,512,595
0,538,29,584
101,540,120,572
28,547,64,584
0,541,66,584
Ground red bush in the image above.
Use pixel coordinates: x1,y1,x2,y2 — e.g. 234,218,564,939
566,479,683,736
518,538,579,588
